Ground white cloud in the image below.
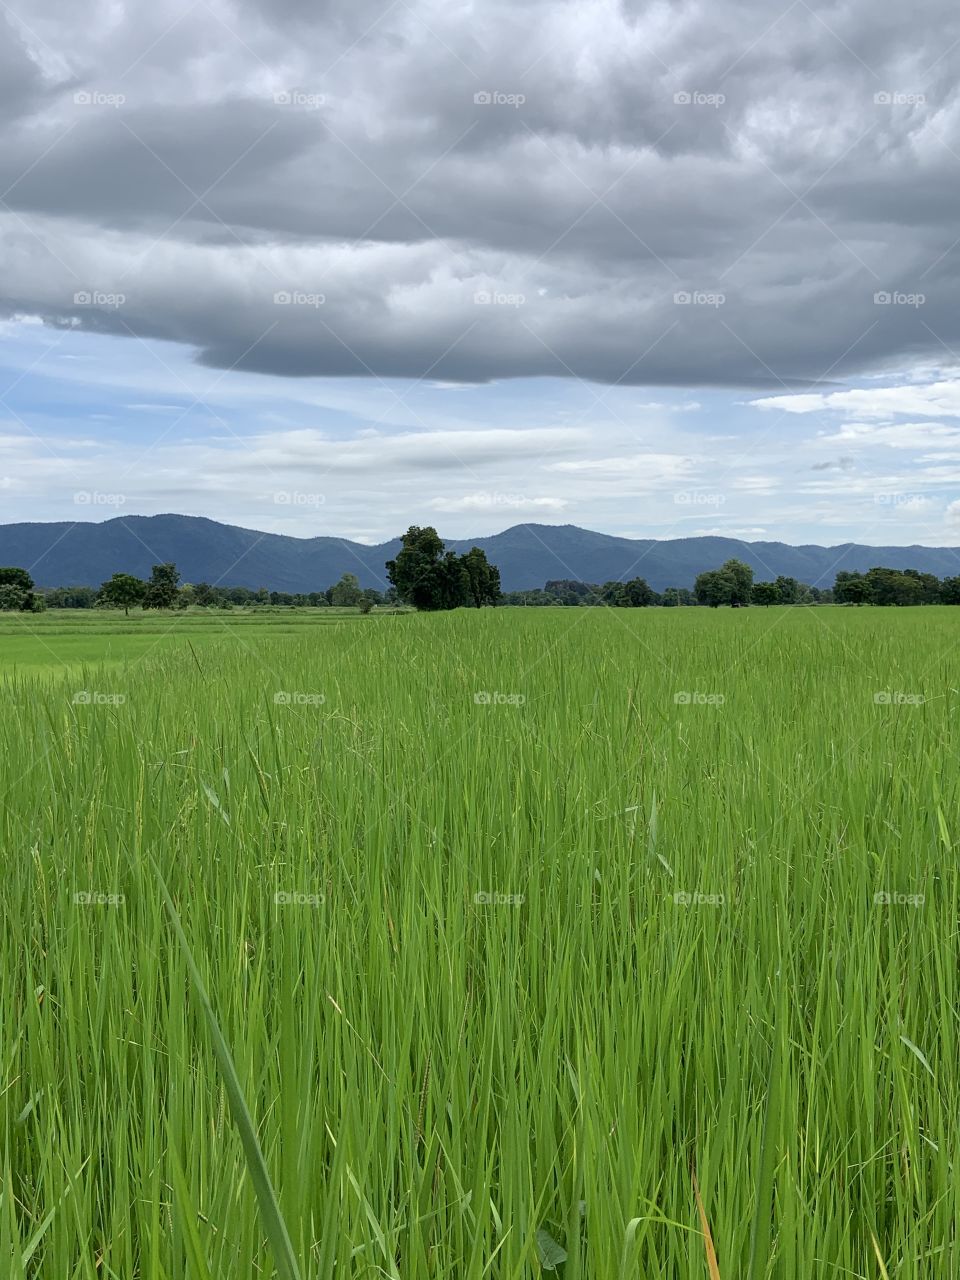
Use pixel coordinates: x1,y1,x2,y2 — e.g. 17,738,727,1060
429,493,568,513
545,452,694,484
753,381,960,420
818,422,960,449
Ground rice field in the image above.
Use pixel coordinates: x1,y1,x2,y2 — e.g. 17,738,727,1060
2,605,959,1277
0,609,370,679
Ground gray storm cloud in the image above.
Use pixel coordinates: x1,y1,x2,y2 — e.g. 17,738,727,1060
0,0,958,386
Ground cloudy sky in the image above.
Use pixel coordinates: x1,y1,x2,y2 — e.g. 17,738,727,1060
1,0,959,544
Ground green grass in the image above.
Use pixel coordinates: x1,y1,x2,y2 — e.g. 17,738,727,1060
2,605,958,1277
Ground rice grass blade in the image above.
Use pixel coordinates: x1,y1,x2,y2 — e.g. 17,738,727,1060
899,1035,935,1080
746,1003,784,1280
168,1144,215,1280
692,1169,721,1280
2,1163,26,1280
152,858,302,1280
869,1231,891,1280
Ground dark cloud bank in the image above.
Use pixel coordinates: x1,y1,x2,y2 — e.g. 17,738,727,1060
1,0,959,387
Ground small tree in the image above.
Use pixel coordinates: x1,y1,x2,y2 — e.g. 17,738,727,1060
436,552,471,610
99,573,147,616
661,587,695,607
774,575,801,604
0,584,27,611
694,569,730,607
695,559,753,607
863,566,922,606
143,563,180,609
600,580,628,606
752,580,781,606
0,567,35,611
833,571,869,605
723,558,754,606
46,586,97,608
329,573,364,607
460,547,502,607
622,576,656,607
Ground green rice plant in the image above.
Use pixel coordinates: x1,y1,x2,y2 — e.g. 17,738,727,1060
0,605,958,1276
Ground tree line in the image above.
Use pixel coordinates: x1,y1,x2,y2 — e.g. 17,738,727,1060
0,564,398,614
0,527,502,613
506,559,960,607
3,540,960,613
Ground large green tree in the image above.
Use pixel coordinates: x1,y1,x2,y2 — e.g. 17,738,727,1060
386,527,446,609
387,527,498,611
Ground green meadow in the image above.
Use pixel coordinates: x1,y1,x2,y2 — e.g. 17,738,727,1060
2,605,958,1277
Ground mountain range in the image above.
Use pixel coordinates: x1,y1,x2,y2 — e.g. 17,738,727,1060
3,515,960,593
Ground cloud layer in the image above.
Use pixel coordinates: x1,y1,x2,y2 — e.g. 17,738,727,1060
2,0,960,386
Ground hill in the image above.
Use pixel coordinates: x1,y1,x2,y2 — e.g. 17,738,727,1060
2,515,960,592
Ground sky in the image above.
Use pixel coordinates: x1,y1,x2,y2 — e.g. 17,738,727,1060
1,0,960,546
